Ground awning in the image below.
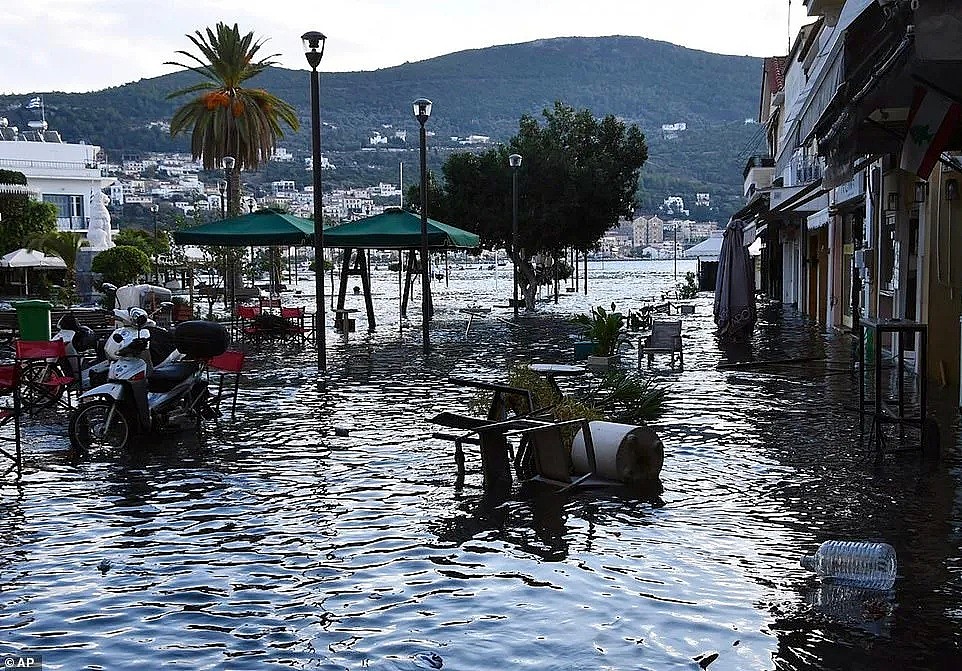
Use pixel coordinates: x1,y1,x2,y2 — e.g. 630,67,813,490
731,193,770,222
807,207,830,232
770,181,829,215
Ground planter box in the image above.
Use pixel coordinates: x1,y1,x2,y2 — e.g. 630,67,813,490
574,341,596,360
586,355,619,370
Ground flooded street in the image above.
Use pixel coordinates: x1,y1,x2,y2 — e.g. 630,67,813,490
1,260,961,670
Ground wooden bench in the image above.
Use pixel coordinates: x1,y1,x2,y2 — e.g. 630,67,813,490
639,320,684,370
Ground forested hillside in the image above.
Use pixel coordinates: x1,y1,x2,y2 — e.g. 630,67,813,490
0,36,763,220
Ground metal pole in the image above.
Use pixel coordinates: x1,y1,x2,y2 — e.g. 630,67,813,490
673,222,678,285
309,64,326,369
419,119,430,355
512,167,519,317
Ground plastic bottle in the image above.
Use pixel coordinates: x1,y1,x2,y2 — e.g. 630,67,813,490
800,540,897,590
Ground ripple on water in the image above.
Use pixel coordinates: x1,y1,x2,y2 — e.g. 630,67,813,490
1,261,961,670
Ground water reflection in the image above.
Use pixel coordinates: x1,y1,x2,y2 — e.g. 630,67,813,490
0,261,960,670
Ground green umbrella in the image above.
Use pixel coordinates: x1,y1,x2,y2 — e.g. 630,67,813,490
173,210,316,247
322,209,479,249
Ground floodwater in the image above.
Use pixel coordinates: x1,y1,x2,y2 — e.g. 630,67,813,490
1,260,961,670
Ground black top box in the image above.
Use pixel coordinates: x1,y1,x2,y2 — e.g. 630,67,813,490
173,320,228,359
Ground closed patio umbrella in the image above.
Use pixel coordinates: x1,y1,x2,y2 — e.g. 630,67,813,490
713,219,756,343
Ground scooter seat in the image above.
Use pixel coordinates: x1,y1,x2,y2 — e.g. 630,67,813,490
148,361,198,393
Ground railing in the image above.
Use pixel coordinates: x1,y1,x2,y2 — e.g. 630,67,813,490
0,158,104,173
791,155,825,185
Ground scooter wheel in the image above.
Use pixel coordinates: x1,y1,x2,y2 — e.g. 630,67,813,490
68,400,132,453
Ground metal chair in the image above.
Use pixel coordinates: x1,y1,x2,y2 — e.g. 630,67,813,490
207,350,245,418
0,364,22,478
15,339,83,412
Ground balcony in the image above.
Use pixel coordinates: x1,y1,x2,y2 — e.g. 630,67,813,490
743,155,775,201
791,155,825,186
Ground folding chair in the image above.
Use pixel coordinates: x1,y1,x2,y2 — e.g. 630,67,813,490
236,305,261,345
207,350,245,418
259,297,282,313
280,306,308,343
0,364,22,478
15,339,82,412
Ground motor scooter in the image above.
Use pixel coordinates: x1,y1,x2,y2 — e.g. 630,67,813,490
67,307,227,453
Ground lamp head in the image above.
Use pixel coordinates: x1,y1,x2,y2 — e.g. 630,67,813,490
222,156,235,170
302,31,327,69
412,98,433,125
509,153,522,168
947,178,959,201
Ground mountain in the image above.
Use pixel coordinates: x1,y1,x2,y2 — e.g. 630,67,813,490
0,36,763,220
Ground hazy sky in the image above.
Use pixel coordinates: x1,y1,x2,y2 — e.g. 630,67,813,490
1,0,813,95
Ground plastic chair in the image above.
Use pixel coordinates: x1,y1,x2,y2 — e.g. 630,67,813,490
207,350,245,418
15,339,82,411
0,364,22,478
259,297,282,313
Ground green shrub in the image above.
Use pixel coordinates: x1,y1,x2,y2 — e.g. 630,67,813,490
91,245,151,286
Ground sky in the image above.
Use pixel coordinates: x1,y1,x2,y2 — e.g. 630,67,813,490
0,0,814,95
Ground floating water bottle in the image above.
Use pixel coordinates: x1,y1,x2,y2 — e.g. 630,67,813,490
800,540,897,590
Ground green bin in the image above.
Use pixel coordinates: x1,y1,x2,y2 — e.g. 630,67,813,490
14,300,52,341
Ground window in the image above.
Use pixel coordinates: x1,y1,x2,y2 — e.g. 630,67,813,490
42,194,86,229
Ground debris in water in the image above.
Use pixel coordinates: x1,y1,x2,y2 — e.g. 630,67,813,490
334,426,350,437
97,559,112,574
693,652,719,669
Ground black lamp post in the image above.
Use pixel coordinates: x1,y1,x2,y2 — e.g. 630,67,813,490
303,30,327,370
150,204,160,283
218,181,226,218
509,153,522,317
222,156,235,217
413,97,433,355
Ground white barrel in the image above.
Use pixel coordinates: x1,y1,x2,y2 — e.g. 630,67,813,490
571,421,664,484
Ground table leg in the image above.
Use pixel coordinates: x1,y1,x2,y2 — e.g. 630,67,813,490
897,331,905,418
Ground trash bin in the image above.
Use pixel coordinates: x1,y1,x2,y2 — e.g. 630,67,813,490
14,300,52,341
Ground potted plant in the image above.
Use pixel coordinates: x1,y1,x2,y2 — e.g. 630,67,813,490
572,303,627,369
171,295,194,322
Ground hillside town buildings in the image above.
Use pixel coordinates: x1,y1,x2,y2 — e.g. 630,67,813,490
735,0,962,388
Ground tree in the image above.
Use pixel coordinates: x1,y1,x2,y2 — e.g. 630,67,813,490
27,231,87,302
166,22,299,217
91,246,151,286
0,170,58,254
114,229,170,259
432,102,648,308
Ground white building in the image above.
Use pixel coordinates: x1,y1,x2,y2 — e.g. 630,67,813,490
0,125,116,236
662,122,688,140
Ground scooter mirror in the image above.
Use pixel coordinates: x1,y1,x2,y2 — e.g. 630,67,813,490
101,283,117,293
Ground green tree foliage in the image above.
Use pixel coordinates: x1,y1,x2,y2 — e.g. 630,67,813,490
91,246,151,286
0,171,58,255
167,22,299,217
429,102,648,307
114,229,170,258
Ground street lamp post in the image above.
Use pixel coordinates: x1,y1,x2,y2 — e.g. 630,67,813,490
222,156,235,216
413,98,433,355
303,30,327,370
218,181,226,218
150,204,160,283
509,153,522,317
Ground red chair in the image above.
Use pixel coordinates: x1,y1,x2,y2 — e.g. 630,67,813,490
236,305,262,345
15,339,82,411
207,350,245,418
259,297,282,313
280,306,309,343
0,364,22,477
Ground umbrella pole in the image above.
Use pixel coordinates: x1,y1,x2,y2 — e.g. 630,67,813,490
445,251,449,288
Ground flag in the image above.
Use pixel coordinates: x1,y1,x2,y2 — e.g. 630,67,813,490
24,96,42,110
900,86,962,179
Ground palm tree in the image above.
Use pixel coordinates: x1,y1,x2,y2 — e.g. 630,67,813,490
166,23,298,216
28,230,87,302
